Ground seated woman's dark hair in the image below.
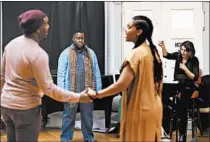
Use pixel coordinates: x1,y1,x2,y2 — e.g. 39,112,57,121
181,40,195,57
133,15,163,85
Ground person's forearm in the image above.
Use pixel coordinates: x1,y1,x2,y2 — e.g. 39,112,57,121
44,83,80,102
184,68,195,80
97,82,126,99
32,51,80,103
97,64,134,99
162,46,168,57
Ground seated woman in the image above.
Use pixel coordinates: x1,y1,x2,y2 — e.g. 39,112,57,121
158,40,199,142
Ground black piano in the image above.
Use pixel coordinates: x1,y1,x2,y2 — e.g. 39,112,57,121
41,74,118,129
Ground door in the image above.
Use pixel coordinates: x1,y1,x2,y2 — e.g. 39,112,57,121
122,2,203,81
122,2,161,59
161,2,203,81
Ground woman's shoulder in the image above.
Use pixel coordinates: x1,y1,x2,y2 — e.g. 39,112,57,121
128,48,141,58
132,45,151,58
191,56,199,63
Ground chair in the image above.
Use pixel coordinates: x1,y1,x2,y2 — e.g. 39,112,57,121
165,71,205,141
187,98,203,140
167,91,203,142
187,69,203,139
197,75,210,135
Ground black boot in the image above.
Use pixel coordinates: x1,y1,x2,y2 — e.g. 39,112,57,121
179,134,186,142
108,123,120,133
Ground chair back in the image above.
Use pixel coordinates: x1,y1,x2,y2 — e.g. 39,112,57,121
198,75,210,108
195,69,202,84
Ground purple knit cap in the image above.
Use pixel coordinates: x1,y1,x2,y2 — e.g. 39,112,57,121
18,9,47,35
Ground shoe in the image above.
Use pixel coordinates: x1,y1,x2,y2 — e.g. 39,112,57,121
107,127,119,133
179,134,186,142
107,123,120,134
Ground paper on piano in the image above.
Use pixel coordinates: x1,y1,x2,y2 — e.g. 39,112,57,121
163,80,178,84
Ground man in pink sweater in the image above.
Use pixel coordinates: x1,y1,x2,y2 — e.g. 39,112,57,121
0,9,91,142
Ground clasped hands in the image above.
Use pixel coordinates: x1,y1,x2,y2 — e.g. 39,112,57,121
78,88,98,103
179,63,187,71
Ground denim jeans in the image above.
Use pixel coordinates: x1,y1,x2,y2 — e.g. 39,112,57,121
60,102,94,141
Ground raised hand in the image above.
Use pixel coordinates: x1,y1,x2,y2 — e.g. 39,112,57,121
87,88,97,99
158,41,165,48
78,89,93,103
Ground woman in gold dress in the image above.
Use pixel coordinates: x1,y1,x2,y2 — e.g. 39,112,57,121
88,15,163,141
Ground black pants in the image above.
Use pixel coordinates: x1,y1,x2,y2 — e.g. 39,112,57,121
176,84,194,135
1,106,41,142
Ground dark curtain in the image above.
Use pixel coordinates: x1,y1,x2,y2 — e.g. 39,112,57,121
49,2,105,74
2,1,105,75
2,2,53,52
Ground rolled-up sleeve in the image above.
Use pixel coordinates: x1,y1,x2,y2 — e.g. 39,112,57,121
192,57,199,81
31,51,80,102
164,52,178,60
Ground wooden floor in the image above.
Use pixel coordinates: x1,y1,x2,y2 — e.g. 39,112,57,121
1,128,209,141
1,129,120,141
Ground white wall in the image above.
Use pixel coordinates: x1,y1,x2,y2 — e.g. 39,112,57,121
105,2,122,75
1,2,209,76
105,2,209,76
202,2,209,75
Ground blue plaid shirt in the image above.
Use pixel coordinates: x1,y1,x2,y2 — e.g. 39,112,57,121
57,44,102,93
75,47,85,93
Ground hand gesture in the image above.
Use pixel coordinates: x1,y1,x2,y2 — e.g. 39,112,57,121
78,90,93,103
87,88,97,99
158,41,165,48
179,63,187,71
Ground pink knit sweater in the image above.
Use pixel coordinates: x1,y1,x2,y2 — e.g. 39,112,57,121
1,35,80,110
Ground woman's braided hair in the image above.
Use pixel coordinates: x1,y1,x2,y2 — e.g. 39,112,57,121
133,15,163,85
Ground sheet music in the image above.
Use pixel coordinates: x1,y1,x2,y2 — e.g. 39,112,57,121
163,80,178,84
